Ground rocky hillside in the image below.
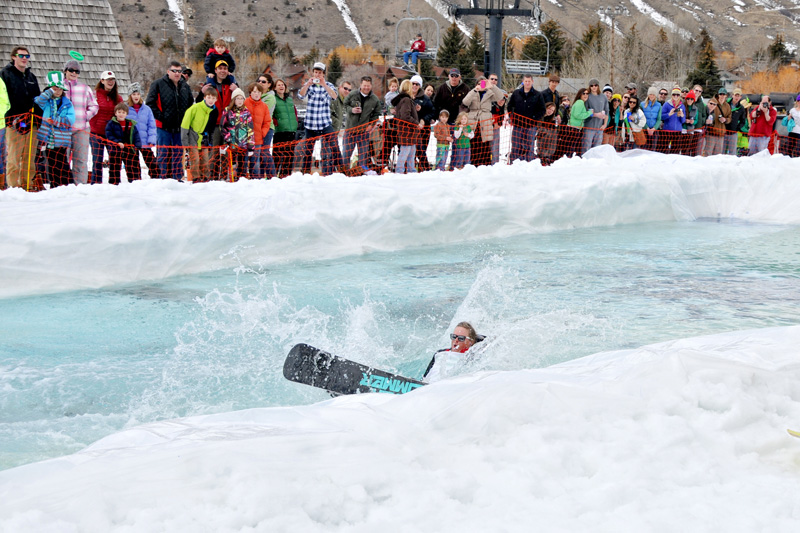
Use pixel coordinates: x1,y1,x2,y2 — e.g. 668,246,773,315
109,0,798,61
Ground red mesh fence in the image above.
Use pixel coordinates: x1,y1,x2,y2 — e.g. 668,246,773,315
2,110,796,191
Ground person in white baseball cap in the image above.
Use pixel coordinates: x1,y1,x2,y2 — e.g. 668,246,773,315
90,69,121,183
298,61,342,174
410,74,435,171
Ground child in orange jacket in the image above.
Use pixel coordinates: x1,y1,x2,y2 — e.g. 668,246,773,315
244,82,275,177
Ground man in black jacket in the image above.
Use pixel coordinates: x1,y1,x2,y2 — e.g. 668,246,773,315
433,69,469,125
146,60,194,179
507,74,543,162
1,46,41,189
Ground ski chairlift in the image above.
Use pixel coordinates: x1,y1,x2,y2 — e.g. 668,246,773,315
394,2,440,63
504,32,549,76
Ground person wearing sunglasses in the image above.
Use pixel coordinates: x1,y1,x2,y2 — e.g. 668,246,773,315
1,45,42,189
62,59,98,185
146,61,194,180
433,68,469,126
422,322,485,383
702,97,727,156
582,79,609,155
342,76,381,171
621,95,647,150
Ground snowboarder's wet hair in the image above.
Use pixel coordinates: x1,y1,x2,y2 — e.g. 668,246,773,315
455,322,479,343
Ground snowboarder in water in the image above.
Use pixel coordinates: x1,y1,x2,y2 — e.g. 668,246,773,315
422,321,484,383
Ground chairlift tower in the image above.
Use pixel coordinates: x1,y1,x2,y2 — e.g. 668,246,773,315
446,0,544,85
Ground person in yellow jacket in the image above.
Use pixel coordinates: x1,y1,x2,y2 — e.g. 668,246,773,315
180,86,218,182
0,77,9,188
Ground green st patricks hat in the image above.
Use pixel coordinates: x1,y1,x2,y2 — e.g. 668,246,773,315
45,71,66,90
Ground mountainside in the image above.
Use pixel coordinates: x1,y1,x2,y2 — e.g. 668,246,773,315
109,0,798,62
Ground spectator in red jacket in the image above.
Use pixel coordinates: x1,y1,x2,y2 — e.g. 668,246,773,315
89,70,122,184
748,94,776,155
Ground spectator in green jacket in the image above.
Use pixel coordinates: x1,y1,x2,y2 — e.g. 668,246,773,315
272,78,298,178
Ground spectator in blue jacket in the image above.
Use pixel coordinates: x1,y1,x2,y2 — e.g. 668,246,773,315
659,87,686,154
33,79,74,187
125,82,158,179
641,87,662,151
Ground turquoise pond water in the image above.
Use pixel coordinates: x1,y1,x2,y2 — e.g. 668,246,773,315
2,219,800,470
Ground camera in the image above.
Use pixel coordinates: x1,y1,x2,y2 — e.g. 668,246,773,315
312,78,319,84
761,102,768,109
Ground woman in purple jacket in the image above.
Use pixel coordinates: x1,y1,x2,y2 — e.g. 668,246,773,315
659,88,686,154
126,82,158,179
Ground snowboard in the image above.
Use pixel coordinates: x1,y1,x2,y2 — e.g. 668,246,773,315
788,429,800,439
283,343,426,396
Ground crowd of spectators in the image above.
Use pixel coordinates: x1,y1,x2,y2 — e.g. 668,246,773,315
1,41,799,190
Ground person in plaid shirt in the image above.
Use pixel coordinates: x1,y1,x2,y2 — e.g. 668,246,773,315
297,61,342,175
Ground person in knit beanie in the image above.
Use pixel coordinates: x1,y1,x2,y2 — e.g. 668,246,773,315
62,59,98,184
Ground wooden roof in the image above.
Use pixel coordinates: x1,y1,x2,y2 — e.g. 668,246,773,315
0,0,130,89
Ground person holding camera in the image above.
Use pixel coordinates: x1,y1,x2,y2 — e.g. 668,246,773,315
298,61,340,175
748,95,776,155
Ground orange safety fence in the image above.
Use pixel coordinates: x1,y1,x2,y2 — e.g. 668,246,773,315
2,111,798,191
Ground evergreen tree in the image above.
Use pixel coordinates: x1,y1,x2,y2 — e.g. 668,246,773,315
685,29,721,90
193,31,214,61
258,30,278,57
141,34,154,49
160,37,180,54
278,43,295,63
521,19,566,73
302,45,321,68
768,34,794,65
419,58,436,85
465,25,485,73
652,28,673,80
437,22,465,69
573,22,605,65
327,50,343,85
456,51,476,84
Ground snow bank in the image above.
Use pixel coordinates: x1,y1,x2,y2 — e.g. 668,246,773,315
1,326,799,531
2,148,799,299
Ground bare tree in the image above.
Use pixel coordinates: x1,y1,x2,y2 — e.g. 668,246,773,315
123,41,162,92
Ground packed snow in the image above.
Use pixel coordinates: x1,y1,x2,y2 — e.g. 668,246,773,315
1,327,799,531
2,147,800,299
1,147,800,531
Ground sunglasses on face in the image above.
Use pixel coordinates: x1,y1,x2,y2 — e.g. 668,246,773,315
659,93,667,96
450,334,468,342
16,53,30,59
169,69,182,73
708,102,717,106
412,82,420,86
341,87,351,91
67,68,80,74
489,78,498,81
258,79,267,83
589,84,598,87
449,74,460,78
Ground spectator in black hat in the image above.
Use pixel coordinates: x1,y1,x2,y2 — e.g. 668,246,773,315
433,68,469,126
603,84,613,102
